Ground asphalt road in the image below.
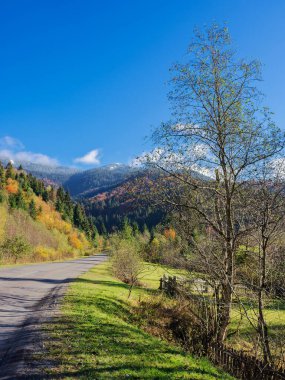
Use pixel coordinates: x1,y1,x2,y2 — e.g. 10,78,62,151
0,253,107,378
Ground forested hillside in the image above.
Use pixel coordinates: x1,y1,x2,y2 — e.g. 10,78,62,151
83,172,167,234
0,161,101,264
15,161,165,233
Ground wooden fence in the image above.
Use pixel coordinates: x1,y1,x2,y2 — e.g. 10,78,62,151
209,343,285,380
159,275,285,380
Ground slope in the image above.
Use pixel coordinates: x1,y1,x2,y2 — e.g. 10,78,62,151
0,162,101,264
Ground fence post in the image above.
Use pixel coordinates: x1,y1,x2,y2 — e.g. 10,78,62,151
159,277,163,290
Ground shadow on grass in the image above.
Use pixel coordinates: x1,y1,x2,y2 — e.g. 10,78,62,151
76,277,159,297
35,315,223,379
22,365,223,379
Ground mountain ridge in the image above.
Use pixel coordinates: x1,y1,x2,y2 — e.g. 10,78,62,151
0,160,139,196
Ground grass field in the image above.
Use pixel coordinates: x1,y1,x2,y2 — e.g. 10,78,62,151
171,269,285,358
228,298,285,356
43,261,234,379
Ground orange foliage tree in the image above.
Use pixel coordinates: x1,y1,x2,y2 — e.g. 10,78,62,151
164,227,176,240
6,178,18,194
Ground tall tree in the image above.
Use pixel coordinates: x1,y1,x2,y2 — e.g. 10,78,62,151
148,24,285,342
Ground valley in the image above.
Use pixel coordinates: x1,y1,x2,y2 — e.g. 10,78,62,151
0,8,284,379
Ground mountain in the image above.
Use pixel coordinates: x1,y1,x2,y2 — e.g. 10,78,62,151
1,160,81,186
4,161,208,233
1,160,207,233
63,164,141,198
10,161,141,199
22,162,81,184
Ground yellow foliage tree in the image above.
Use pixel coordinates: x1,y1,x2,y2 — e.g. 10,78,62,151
69,232,83,250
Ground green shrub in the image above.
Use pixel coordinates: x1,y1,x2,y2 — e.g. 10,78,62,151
0,191,4,203
0,235,32,263
111,237,143,297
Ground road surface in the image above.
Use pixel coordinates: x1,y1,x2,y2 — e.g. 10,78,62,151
0,254,107,379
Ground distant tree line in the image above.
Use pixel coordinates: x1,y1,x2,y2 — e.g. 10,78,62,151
83,192,165,235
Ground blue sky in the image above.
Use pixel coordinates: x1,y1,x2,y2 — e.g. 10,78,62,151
0,0,284,168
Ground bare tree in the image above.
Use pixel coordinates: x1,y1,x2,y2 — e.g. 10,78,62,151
146,24,285,343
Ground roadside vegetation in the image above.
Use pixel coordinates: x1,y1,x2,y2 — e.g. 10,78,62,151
42,261,233,379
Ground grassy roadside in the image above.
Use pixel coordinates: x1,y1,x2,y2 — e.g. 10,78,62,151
42,262,234,379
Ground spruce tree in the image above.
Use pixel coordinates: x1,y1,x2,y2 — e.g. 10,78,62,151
5,162,14,179
132,221,140,236
0,162,5,189
121,218,133,240
15,190,26,210
42,189,49,202
29,199,37,220
73,204,84,229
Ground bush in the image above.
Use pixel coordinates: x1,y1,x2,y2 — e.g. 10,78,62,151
0,235,32,263
111,238,143,297
0,191,5,203
137,293,215,356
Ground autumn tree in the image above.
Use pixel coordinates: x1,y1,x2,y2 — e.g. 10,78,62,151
148,24,285,343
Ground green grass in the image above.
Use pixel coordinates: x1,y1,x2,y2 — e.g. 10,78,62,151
43,262,234,379
158,266,285,358
137,263,285,361
228,300,285,354
138,262,186,289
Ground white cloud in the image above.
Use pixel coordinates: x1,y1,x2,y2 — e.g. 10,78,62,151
0,136,59,167
0,136,24,150
0,149,59,167
74,149,100,165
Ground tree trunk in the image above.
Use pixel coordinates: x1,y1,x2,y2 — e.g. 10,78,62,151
257,288,272,364
217,243,234,343
217,281,232,342
258,241,272,364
